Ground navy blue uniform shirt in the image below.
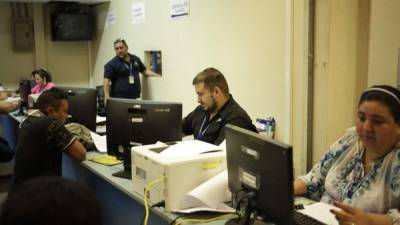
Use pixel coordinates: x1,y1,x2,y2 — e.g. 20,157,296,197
104,54,146,99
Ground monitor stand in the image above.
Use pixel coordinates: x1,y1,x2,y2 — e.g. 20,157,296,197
112,146,132,180
112,169,131,180
13,104,26,117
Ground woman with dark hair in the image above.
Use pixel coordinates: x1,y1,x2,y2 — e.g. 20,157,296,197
294,85,400,225
31,69,55,94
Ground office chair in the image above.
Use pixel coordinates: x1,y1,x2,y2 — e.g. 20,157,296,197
96,85,106,117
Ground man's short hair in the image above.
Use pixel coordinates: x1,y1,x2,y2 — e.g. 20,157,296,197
36,88,68,114
192,67,230,96
113,38,127,47
0,176,102,225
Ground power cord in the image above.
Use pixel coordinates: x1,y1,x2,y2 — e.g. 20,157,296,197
140,201,165,225
170,215,184,225
172,214,238,225
143,177,165,225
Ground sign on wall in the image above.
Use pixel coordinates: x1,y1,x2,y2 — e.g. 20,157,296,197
170,0,189,19
132,2,145,24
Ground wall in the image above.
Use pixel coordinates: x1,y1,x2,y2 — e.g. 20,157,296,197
0,3,34,89
312,0,370,164
91,0,292,142
368,0,400,86
0,2,91,88
292,0,310,174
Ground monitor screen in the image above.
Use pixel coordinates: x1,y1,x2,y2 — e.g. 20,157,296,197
19,80,31,105
59,87,97,131
14,80,32,116
106,98,182,156
225,124,294,225
51,13,93,41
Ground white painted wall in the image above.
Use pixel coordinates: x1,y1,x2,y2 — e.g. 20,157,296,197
368,0,400,86
91,0,292,142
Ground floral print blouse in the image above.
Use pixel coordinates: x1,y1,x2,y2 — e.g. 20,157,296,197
299,127,400,224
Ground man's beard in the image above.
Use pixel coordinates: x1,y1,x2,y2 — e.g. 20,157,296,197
206,96,218,114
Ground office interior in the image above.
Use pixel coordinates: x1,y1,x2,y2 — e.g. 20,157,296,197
0,0,398,206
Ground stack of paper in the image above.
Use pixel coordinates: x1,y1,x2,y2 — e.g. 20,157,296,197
177,170,234,213
298,202,339,225
89,155,122,166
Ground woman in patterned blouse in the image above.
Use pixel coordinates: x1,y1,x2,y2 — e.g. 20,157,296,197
294,85,400,225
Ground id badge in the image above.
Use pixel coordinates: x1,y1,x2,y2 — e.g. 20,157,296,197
129,75,134,84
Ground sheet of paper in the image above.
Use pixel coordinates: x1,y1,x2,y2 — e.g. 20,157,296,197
298,202,339,225
90,132,107,153
4,96,20,102
177,170,234,213
158,140,222,160
170,0,189,19
96,116,106,123
132,2,145,24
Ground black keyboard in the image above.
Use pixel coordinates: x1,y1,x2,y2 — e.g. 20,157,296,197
293,210,327,225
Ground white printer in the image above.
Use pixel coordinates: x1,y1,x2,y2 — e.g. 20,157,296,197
131,140,227,212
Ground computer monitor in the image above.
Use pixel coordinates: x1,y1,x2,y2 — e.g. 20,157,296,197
58,86,97,131
106,98,182,179
106,98,182,157
225,124,294,225
14,80,31,116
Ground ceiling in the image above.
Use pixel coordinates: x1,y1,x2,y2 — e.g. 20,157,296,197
0,0,108,4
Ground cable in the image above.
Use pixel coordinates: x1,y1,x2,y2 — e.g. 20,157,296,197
173,214,238,225
143,177,165,225
170,215,184,225
140,201,165,225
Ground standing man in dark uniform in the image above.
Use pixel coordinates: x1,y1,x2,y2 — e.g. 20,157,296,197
103,38,159,105
182,67,257,145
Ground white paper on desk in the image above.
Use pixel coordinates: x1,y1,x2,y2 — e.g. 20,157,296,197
298,202,339,225
177,170,234,213
90,132,107,153
4,97,20,102
158,140,222,159
96,116,106,123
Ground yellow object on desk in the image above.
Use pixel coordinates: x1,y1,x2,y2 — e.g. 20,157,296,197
89,155,123,166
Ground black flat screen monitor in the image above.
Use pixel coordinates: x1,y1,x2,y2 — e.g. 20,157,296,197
106,98,182,156
14,80,31,116
225,124,294,225
59,86,97,131
51,13,93,41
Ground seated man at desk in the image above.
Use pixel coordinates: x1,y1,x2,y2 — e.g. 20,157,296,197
12,88,86,187
182,67,257,145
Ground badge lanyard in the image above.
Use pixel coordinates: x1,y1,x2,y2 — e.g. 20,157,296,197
127,63,134,84
197,115,211,140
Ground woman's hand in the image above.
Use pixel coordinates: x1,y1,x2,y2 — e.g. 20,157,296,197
330,201,371,225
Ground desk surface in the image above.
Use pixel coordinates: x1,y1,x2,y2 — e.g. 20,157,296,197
7,112,313,225
81,152,179,223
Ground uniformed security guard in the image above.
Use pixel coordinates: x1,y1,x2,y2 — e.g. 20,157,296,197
103,38,159,105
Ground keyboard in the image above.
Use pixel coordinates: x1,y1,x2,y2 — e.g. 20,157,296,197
293,210,327,225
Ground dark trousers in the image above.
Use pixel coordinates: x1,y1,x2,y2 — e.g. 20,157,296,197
0,137,14,162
